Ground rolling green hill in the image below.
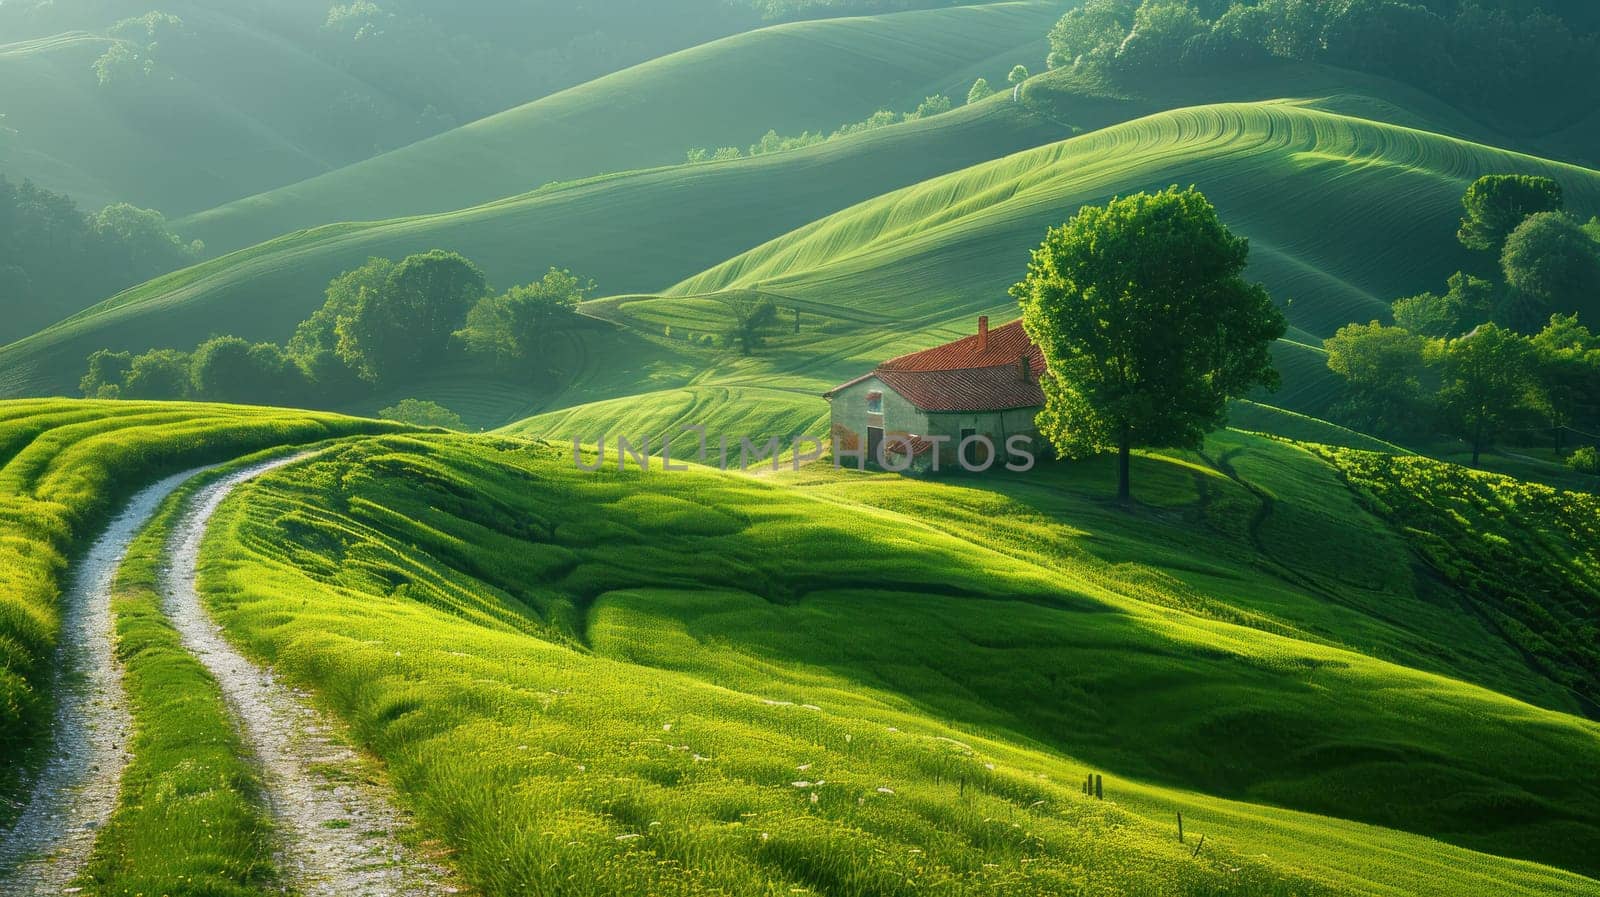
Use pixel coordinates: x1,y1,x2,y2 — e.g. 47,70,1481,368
7,88,1598,441
189,427,1600,891
672,100,1600,337
179,1,1065,252
0,98,1068,399
0,6,401,215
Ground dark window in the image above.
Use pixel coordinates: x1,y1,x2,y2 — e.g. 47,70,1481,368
866,391,883,414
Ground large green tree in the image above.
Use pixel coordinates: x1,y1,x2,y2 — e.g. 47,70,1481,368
1500,211,1600,328
459,267,590,371
1433,323,1537,467
1323,321,1431,437
1457,174,1564,253
334,250,487,384
722,293,781,356
1529,314,1600,455
1013,187,1286,503
121,349,192,399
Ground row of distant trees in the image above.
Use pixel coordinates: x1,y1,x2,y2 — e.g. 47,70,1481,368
0,173,202,337
1046,0,1598,131
1325,175,1600,464
80,251,591,406
686,94,954,164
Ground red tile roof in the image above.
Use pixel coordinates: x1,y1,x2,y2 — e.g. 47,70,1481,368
825,319,1047,413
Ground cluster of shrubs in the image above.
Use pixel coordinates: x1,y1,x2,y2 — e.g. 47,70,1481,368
1324,175,1600,463
1046,0,1599,131
81,251,591,409
1319,446,1600,710
685,94,953,163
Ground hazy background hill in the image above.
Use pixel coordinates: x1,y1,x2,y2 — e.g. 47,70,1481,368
0,0,1032,215
179,0,1064,251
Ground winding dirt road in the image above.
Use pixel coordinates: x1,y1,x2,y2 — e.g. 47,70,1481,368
0,468,206,895
162,455,453,896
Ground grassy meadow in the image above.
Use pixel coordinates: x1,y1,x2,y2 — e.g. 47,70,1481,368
0,97,1064,403
175,430,1600,895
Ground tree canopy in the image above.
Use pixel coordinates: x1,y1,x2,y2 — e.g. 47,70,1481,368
1324,321,1431,438
1013,186,1286,502
1459,175,1565,253
1045,2,1600,132
0,175,202,341
1500,212,1600,328
1433,324,1539,467
334,250,488,384
460,267,591,371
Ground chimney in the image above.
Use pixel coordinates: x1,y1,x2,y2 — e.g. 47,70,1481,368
977,315,989,352
1018,353,1031,382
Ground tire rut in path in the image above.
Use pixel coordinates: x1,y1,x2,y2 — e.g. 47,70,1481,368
0,468,206,895
163,455,455,896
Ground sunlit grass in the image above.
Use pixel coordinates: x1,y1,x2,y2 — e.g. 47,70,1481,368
0,399,395,823
193,431,1600,894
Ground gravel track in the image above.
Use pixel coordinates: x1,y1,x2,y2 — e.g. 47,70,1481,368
0,468,207,895
162,454,454,896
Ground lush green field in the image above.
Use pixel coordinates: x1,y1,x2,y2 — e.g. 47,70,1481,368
183,430,1600,894
180,1,1065,252
0,401,394,817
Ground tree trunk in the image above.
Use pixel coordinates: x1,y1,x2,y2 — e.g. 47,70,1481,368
1117,427,1132,505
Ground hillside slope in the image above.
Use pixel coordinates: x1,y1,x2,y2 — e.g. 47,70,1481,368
192,429,1600,890
179,1,1064,252
0,99,1067,398
7,97,1597,432
673,101,1600,339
